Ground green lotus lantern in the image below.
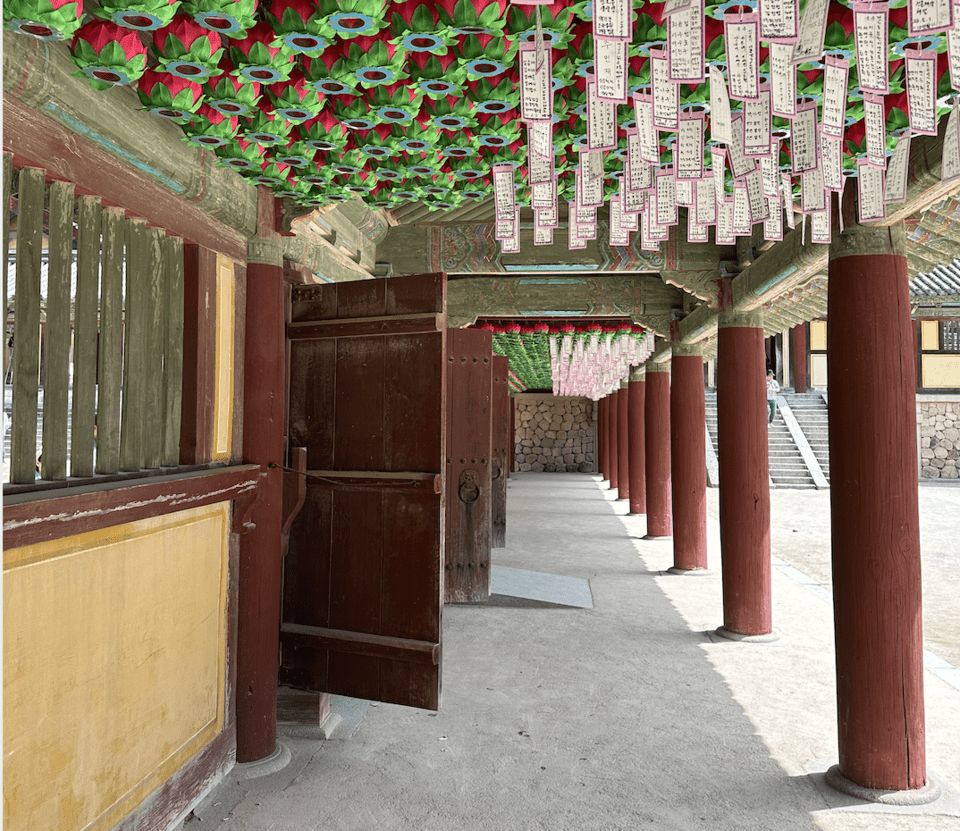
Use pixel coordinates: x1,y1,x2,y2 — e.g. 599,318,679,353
344,37,409,88
466,77,519,117
70,20,149,90
214,136,266,170
408,52,464,100
93,0,179,30
228,21,295,84
319,0,388,39
266,0,332,57
181,0,256,38
138,68,205,120
287,179,327,207
267,71,323,122
459,181,493,199
356,126,401,161
389,3,457,56
334,95,381,131
425,96,479,132
452,35,511,83
5,0,84,41
370,83,424,125
367,158,408,183
436,131,478,161
240,105,294,146
303,45,358,97
471,112,521,151
401,154,447,179
390,121,438,155
330,149,369,177
340,173,376,195
436,0,508,38
299,112,351,152
293,161,337,188
152,14,224,80
505,3,576,58
181,105,239,147
248,160,293,188
205,68,261,116
270,138,317,168
448,157,490,182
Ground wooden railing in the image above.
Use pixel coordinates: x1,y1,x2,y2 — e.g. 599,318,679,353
4,154,184,487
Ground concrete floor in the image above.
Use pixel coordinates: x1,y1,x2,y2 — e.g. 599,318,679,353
189,474,960,831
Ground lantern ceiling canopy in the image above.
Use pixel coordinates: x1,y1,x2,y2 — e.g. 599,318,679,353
6,0,960,255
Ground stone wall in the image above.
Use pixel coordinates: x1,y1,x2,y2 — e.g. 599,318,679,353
920,401,960,479
514,394,596,472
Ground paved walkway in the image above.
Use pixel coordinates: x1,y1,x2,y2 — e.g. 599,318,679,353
190,474,960,831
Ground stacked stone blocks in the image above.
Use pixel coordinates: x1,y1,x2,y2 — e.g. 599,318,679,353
514,394,596,473
920,402,960,479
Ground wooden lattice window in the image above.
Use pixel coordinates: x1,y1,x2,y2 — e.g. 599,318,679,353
943,321,960,353
3,156,184,487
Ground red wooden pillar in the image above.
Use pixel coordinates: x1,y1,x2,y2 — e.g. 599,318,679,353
669,345,707,571
509,394,515,476
608,389,620,491
791,324,807,393
717,310,772,638
617,380,630,500
491,355,509,547
599,396,609,480
827,220,927,794
643,362,671,539
628,367,646,515
237,187,285,762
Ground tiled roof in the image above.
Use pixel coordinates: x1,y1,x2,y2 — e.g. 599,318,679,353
911,260,960,298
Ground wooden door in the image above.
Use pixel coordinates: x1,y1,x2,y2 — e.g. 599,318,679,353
444,328,492,603
491,354,509,548
280,272,446,711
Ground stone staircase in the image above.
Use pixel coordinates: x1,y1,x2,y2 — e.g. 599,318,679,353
781,392,830,482
704,389,822,489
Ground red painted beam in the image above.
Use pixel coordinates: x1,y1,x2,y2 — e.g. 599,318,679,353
628,372,646,515
828,223,926,792
670,348,707,570
717,314,771,635
644,364,672,539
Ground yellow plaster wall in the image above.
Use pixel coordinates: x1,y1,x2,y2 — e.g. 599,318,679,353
921,320,940,351
213,255,236,461
3,503,230,831
811,354,828,388
810,320,827,351
922,355,960,388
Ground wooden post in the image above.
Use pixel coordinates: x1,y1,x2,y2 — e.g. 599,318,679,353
827,219,927,793
617,380,630,500
608,389,619,491
237,186,286,763
717,310,772,637
791,324,807,393
643,361,672,539
509,394,515,475
491,354,509,548
97,207,125,474
598,396,608,481
628,367,646,515
669,344,707,571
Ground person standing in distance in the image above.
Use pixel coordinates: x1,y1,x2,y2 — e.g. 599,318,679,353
766,369,780,424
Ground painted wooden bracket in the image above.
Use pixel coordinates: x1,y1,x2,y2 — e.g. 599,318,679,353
231,469,265,535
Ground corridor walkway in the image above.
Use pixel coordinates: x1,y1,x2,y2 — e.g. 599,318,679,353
190,474,960,831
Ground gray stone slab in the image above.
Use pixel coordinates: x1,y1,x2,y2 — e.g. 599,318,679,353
489,564,593,608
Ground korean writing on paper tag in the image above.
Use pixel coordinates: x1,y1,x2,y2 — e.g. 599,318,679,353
884,132,911,203
587,77,618,150
853,2,889,95
743,87,772,156
864,92,887,168
595,36,629,104
594,0,631,39
857,160,886,222
696,175,718,225
519,42,553,121
656,168,678,225
709,65,733,143
909,0,953,35
792,0,829,65
677,112,705,180
760,0,799,42
770,42,797,117
821,56,849,139
791,100,818,173
906,49,938,136
652,48,679,131
669,0,705,84
725,12,761,101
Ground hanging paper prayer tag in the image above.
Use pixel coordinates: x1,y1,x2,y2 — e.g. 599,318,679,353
790,98,818,174
633,89,660,164
863,92,887,168
941,100,960,183
677,109,706,180
821,55,849,140
695,175,717,225
857,158,886,223
742,85,772,157
764,195,784,240
905,48,938,136
651,47,679,132
769,42,797,117
908,0,953,36
884,132,911,204
668,0,705,85
594,36,628,104
656,168,678,226
709,64,733,144
811,202,831,244
759,0,799,43
792,0,829,64
586,75,618,150
724,9,761,102
853,1,889,95
519,41,552,122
